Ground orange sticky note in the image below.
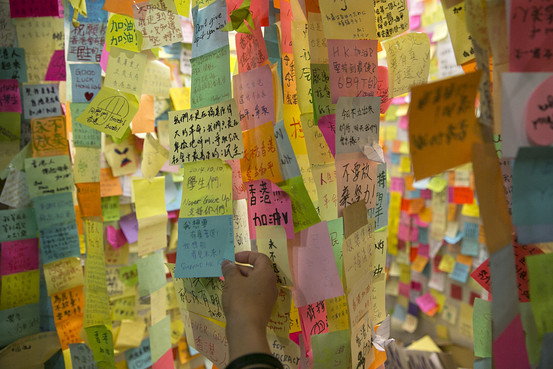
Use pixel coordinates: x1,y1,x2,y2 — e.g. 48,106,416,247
453,187,474,204
51,285,85,349
103,0,134,16
100,168,123,197
241,121,283,184
31,116,68,157
76,182,102,217
132,95,155,134
409,71,482,180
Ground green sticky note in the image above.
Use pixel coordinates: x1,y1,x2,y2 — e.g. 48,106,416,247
311,329,351,369
71,103,101,148
473,298,492,358
101,196,120,222
520,302,542,365
0,207,37,242
25,156,74,198
311,64,336,122
85,325,115,369
137,252,166,297
527,253,553,335
149,315,171,363
118,264,138,287
427,176,448,193
279,176,321,233
190,46,232,109
328,217,344,277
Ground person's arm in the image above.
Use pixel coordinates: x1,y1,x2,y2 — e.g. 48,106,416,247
221,251,283,369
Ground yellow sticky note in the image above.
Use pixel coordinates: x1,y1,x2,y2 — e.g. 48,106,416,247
289,299,301,333
105,14,142,52
383,33,430,98
427,176,448,192
43,257,85,295
430,289,446,313
411,255,429,273
443,2,475,65
438,254,456,273
142,60,172,98
407,335,442,352
256,226,294,286
76,87,139,139
170,87,191,111
150,286,167,325
326,295,350,332
399,155,411,173
73,147,101,184
409,71,482,180
180,159,232,218
319,0,377,39
141,133,169,180
111,295,136,321
105,47,147,96
291,20,313,114
283,103,308,155
301,113,334,166
132,176,166,219
0,269,40,309
312,164,338,221
171,318,185,345
268,287,292,338
114,320,145,349
137,213,167,256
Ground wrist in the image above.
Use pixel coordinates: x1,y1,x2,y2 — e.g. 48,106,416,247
226,321,271,361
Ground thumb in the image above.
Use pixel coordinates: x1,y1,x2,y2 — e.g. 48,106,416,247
221,259,241,280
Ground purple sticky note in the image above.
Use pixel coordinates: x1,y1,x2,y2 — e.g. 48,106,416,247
119,213,138,244
45,50,66,81
106,226,128,249
318,114,336,156
291,221,344,307
1,238,39,276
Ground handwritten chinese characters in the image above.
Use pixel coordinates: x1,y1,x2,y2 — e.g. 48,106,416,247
22,83,60,120
335,96,380,154
67,23,108,62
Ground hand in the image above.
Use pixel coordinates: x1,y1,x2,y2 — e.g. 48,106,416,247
221,251,278,361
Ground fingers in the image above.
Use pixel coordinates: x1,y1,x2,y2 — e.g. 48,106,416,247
235,251,273,270
221,259,242,281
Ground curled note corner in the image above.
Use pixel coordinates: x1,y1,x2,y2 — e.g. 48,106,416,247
373,315,392,351
362,142,385,163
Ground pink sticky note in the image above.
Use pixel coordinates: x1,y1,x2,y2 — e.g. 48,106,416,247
106,226,128,249
377,66,392,114
45,50,66,81
411,281,422,291
118,213,138,244
152,348,174,369
232,64,274,130
292,222,344,307
0,80,22,113
492,315,530,369
1,238,39,275
410,226,419,242
398,115,409,130
227,159,247,200
525,75,553,146
245,179,294,239
318,114,336,156
100,44,109,72
398,282,410,297
418,243,430,258
298,300,329,355
397,223,410,242
510,0,553,72
9,0,61,17
236,28,269,74
390,177,404,193
416,293,438,312
160,159,180,173
410,15,421,30
327,39,378,104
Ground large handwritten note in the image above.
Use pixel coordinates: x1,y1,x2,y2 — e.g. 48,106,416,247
30,116,68,157
409,71,482,179
382,32,430,98
190,46,231,108
0,303,40,347
24,156,74,198
319,0,377,39
67,23,107,62
133,0,182,50
327,40,378,103
246,179,294,239
335,97,380,154
443,2,475,65
191,0,228,57
70,64,102,103
169,99,243,164
0,208,37,243
257,226,293,286
374,0,409,39
525,75,553,146
1,238,38,276
0,269,39,309
241,121,283,184
104,47,147,96
336,152,379,215
22,84,60,120
175,215,234,277
76,87,139,139
0,47,27,81
105,14,141,52
180,159,232,217
233,64,275,130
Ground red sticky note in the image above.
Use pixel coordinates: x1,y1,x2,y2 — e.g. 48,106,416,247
0,80,22,113
452,187,474,204
450,284,463,300
492,314,530,369
469,291,480,306
45,50,66,81
152,348,174,369
9,0,61,17
1,238,39,275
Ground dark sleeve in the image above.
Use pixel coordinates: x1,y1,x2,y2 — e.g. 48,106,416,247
225,353,284,369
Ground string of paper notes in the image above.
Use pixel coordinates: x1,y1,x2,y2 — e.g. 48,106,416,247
0,0,552,368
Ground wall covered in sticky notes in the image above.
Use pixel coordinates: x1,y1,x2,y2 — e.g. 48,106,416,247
0,0,552,368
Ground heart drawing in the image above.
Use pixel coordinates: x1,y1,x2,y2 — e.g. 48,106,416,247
84,92,94,101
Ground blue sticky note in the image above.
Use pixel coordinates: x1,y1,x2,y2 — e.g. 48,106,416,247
69,64,102,103
461,222,480,256
39,223,80,264
450,262,470,284
391,153,400,165
516,223,553,245
0,303,40,347
512,147,553,229
274,120,301,180
408,302,420,316
67,23,107,63
40,277,56,332
175,215,235,278
44,350,64,369
0,47,27,82
191,46,231,108
165,175,182,212
418,226,428,244
162,42,182,60
0,207,37,242
69,0,108,23
191,0,229,58
33,192,76,230
444,231,463,245
126,338,151,369
392,303,407,322
473,358,492,369
137,252,166,297
538,332,553,369
69,343,96,367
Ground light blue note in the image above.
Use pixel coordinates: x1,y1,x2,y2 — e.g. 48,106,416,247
69,63,102,103
126,338,151,369
0,207,37,242
450,262,469,283
0,303,40,346
191,0,229,58
274,120,301,180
